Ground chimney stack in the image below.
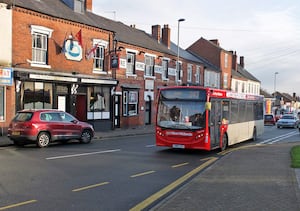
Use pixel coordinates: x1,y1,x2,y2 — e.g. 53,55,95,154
231,51,237,71
162,24,171,49
86,0,93,12
240,56,244,68
210,39,219,46
152,25,161,43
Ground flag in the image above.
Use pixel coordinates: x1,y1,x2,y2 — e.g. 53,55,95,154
61,32,68,53
75,29,83,47
61,39,66,53
86,44,98,60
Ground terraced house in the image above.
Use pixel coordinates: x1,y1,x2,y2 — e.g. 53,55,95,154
0,0,259,134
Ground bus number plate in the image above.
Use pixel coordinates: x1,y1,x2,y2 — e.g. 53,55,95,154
172,144,185,149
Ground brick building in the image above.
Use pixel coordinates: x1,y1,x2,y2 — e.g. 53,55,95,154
0,0,260,135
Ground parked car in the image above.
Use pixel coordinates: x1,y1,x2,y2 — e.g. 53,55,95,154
264,114,276,125
7,109,94,147
276,114,299,129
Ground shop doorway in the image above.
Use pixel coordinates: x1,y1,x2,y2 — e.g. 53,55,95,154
113,95,121,128
145,95,151,125
76,95,87,121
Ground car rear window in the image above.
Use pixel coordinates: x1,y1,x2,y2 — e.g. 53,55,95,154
264,115,273,120
14,112,33,122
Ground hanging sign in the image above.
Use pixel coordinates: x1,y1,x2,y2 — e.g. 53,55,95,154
63,39,83,61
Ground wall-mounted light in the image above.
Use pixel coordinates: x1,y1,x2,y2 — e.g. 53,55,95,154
139,51,145,55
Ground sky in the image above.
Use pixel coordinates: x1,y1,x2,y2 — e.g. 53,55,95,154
92,0,300,96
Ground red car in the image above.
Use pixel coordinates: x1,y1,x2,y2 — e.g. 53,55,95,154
7,109,94,148
264,114,276,125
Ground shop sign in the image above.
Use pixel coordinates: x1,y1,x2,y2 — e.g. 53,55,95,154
0,67,13,86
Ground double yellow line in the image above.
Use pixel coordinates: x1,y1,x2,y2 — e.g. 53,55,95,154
130,157,218,211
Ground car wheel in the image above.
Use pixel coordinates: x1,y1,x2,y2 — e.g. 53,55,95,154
37,132,50,148
80,130,92,144
220,133,228,151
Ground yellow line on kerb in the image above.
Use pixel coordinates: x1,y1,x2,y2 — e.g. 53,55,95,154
72,182,110,192
0,200,37,210
129,157,218,211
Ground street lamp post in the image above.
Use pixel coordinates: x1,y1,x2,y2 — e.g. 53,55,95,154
176,18,185,84
274,72,279,94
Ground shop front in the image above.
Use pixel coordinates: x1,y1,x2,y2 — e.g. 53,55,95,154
13,68,118,132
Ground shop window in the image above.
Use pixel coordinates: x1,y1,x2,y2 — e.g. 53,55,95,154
87,87,110,120
0,86,4,121
30,25,53,67
22,82,53,109
123,90,138,116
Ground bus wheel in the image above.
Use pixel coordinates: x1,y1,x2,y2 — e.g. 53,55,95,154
220,134,228,151
252,128,257,142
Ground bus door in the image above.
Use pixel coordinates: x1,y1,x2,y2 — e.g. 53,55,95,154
210,99,222,148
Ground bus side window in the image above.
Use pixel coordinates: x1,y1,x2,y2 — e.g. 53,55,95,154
222,101,230,123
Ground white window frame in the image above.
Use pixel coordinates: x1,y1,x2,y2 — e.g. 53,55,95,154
123,90,138,116
126,52,136,75
30,25,53,68
223,73,228,89
224,53,228,68
74,0,84,13
145,55,155,77
187,64,192,82
162,59,169,80
93,45,105,72
195,66,200,84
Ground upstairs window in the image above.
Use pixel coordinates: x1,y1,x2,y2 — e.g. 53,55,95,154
195,66,200,84
176,62,182,82
187,64,192,82
30,25,53,67
74,0,84,13
126,52,136,75
145,55,155,76
32,33,47,64
162,59,169,79
94,45,105,72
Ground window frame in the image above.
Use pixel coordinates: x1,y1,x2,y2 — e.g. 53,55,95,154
187,64,192,82
93,45,105,72
30,25,53,68
162,59,169,79
126,52,136,75
123,90,139,116
144,55,155,77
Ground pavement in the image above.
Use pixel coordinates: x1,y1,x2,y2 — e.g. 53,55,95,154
1,125,300,210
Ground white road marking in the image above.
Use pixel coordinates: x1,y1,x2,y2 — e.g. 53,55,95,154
46,149,121,160
145,144,156,148
258,131,298,145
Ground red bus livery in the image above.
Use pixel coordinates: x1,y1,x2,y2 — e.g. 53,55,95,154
155,86,264,151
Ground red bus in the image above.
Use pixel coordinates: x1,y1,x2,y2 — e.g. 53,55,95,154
156,86,264,151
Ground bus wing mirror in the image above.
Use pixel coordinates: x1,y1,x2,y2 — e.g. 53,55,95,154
205,102,211,110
